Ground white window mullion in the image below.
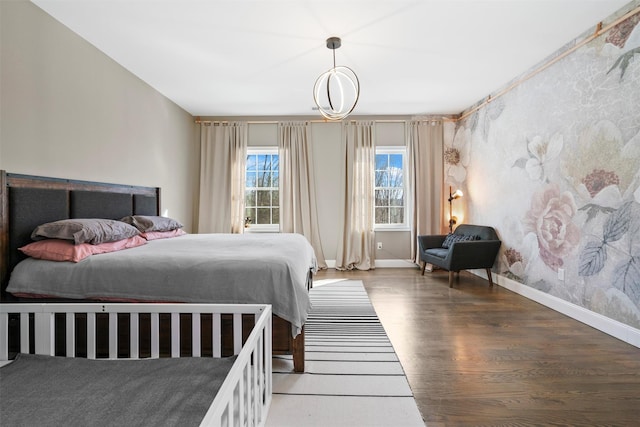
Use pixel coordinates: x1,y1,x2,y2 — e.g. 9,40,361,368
245,147,279,232
375,146,408,229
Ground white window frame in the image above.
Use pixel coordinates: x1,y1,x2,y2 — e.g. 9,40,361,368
244,147,279,233
374,146,409,231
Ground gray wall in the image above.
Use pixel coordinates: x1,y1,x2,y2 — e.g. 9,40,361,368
0,0,198,230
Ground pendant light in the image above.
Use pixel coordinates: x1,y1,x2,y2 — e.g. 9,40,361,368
313,37,360,120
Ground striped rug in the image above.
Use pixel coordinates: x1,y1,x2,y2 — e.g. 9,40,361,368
266,279,425,427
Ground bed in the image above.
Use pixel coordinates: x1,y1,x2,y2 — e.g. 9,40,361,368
0,302,273,426
0,170,313,372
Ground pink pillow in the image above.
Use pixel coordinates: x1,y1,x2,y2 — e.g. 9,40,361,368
89,235,147,254
140,229,186,240
19,235,147,263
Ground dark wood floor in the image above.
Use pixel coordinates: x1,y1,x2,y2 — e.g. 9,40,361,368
314,267,640,426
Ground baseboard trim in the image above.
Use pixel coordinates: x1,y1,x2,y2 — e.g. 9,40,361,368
468,269,640,349
325,259,418,269
375,259,417,268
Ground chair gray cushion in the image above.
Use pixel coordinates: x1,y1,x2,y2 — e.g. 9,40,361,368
425,248,449,259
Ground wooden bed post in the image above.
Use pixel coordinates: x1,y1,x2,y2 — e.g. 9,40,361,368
292,327,305,373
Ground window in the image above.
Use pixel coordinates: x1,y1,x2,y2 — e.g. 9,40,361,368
375,147,407,228
245,148,279,230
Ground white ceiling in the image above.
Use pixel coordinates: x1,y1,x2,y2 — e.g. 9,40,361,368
32,0,630,117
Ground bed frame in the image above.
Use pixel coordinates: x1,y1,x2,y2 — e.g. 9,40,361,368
0,302,273,427
0,170,305,372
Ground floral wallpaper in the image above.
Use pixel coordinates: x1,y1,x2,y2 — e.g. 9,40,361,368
445,4,640,330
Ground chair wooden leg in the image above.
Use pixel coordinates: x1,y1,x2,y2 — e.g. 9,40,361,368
421,262,426,275
449,271,454,287
486,268,494,287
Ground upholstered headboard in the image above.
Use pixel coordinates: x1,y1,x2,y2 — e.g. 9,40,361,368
0,170,160,299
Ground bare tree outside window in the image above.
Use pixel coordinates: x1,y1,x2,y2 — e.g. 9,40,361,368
375,149,406,226
245,150,279,226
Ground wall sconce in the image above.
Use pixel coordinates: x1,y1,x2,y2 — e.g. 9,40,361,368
448,185,463,233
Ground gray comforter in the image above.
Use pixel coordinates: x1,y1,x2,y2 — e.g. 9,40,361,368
7,233,315,335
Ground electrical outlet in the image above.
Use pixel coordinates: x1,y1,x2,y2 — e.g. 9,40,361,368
558,268,565,281
377,242,382,250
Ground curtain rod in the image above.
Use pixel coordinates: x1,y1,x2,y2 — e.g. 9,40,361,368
194,117,456,125
457,5,640,122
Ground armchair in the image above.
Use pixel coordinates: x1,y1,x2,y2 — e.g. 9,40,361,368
418,224,501,287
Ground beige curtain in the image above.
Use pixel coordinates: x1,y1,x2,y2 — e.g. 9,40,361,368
278,122,327,269
408,121,444,263
336,121,375,270
197,122,247,233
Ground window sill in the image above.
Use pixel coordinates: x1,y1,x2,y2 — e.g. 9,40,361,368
374,226,410,232
244,226,280,233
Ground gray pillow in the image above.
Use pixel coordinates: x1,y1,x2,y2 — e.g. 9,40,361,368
120,215,183,232
441,233,479,249
31,218,141,245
